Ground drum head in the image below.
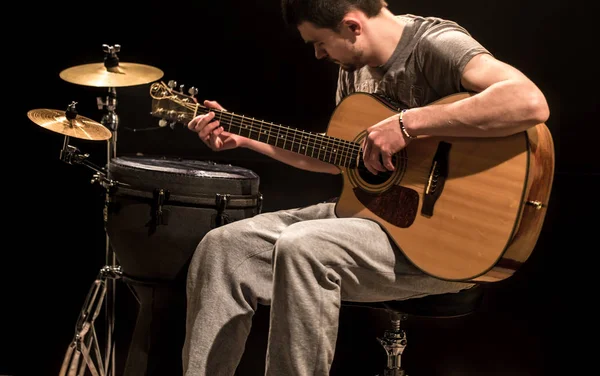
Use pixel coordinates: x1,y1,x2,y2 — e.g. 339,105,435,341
108,155,260,199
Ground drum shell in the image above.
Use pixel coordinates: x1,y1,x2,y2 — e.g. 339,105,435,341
105,156,261,281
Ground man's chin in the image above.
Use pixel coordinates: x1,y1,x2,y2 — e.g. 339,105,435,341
339,64,357,72
328,59,359,72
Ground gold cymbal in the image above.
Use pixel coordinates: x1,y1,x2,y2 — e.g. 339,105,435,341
59,62,164,87
27,108,112,141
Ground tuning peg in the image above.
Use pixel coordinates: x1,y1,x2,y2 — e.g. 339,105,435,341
188,87,198,97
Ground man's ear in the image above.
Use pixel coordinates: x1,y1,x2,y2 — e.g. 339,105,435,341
342,18,362,35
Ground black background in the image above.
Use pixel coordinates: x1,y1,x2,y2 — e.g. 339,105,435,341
1,0,589,375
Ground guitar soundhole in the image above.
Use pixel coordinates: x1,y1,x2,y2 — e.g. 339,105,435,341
357,155,398,185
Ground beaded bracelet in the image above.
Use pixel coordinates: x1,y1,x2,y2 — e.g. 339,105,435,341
399,109,417,140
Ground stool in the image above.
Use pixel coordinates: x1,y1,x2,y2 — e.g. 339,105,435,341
343,285,485,376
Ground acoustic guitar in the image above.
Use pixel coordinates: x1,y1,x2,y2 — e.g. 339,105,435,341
149,81,554,283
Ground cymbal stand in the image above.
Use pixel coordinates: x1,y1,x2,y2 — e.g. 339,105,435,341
97,44,121,162
58,131,124,376
98,86,118,160
95,44,123,376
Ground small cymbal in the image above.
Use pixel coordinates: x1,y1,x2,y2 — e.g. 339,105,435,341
59,62,164,87
27,109,112,141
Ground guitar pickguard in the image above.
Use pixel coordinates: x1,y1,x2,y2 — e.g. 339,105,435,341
353,185,419,228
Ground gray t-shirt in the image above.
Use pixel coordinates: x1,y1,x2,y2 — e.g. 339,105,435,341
336,14,491,108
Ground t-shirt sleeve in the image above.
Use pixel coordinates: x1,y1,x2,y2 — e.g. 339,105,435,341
416,25,492,95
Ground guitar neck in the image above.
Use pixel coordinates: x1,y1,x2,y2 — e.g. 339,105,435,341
185,103,361,168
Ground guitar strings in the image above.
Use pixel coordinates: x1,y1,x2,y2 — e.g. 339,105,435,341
153,88,432,186
179,101,361,166
175,101,412,168
182,102,358,150
197,107,434,187
203,109,434,187
153,85,415,164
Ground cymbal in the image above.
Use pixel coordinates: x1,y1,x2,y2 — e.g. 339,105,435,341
59,62,164,87
27,109,112,141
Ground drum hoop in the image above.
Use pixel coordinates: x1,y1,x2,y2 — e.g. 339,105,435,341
110,157,260,180
114,186,262,209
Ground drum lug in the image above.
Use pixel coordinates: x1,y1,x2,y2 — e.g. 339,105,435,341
215,193,230,227
257,193,263,214
146,188,170,234
154,188,170,225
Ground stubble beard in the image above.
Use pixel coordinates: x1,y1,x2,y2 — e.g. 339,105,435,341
337,45,364,72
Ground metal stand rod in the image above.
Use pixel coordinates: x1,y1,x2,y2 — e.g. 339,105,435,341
98,86,119,161
104,204,117,376
98,83,120,376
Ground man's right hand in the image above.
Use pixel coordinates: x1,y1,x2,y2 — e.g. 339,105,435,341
187,100,245,151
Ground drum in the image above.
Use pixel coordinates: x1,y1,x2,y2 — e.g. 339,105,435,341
105,155,262,376
106,155,262,281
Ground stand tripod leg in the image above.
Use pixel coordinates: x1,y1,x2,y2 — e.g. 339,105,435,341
59,265,122,376
105,236,117,376
103,184,119,376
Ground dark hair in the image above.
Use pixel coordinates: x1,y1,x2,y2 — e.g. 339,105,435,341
281,0,387,30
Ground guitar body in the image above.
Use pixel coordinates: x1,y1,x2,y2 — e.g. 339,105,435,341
326,92,555,282
149,82,555,283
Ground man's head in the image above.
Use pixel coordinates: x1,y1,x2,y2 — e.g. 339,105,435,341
281,0,387,30
281,0,388,72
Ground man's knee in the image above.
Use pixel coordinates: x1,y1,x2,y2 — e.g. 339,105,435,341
274,222,321,264
188,226,234,276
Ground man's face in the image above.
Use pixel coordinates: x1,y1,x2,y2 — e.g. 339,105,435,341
297,21,365,72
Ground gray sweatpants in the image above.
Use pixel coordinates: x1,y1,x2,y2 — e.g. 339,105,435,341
182,202,472,376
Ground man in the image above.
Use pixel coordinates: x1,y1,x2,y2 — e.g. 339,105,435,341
183,1,550,375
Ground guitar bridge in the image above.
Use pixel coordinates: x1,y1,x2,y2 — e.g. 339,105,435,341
421,142,451,217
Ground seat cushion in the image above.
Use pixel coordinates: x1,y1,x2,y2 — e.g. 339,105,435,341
342,285,485,318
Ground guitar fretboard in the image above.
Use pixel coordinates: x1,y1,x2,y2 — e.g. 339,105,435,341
181,102,362,168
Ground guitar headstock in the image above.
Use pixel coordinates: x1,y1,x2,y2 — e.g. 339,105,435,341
149,80,199,128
